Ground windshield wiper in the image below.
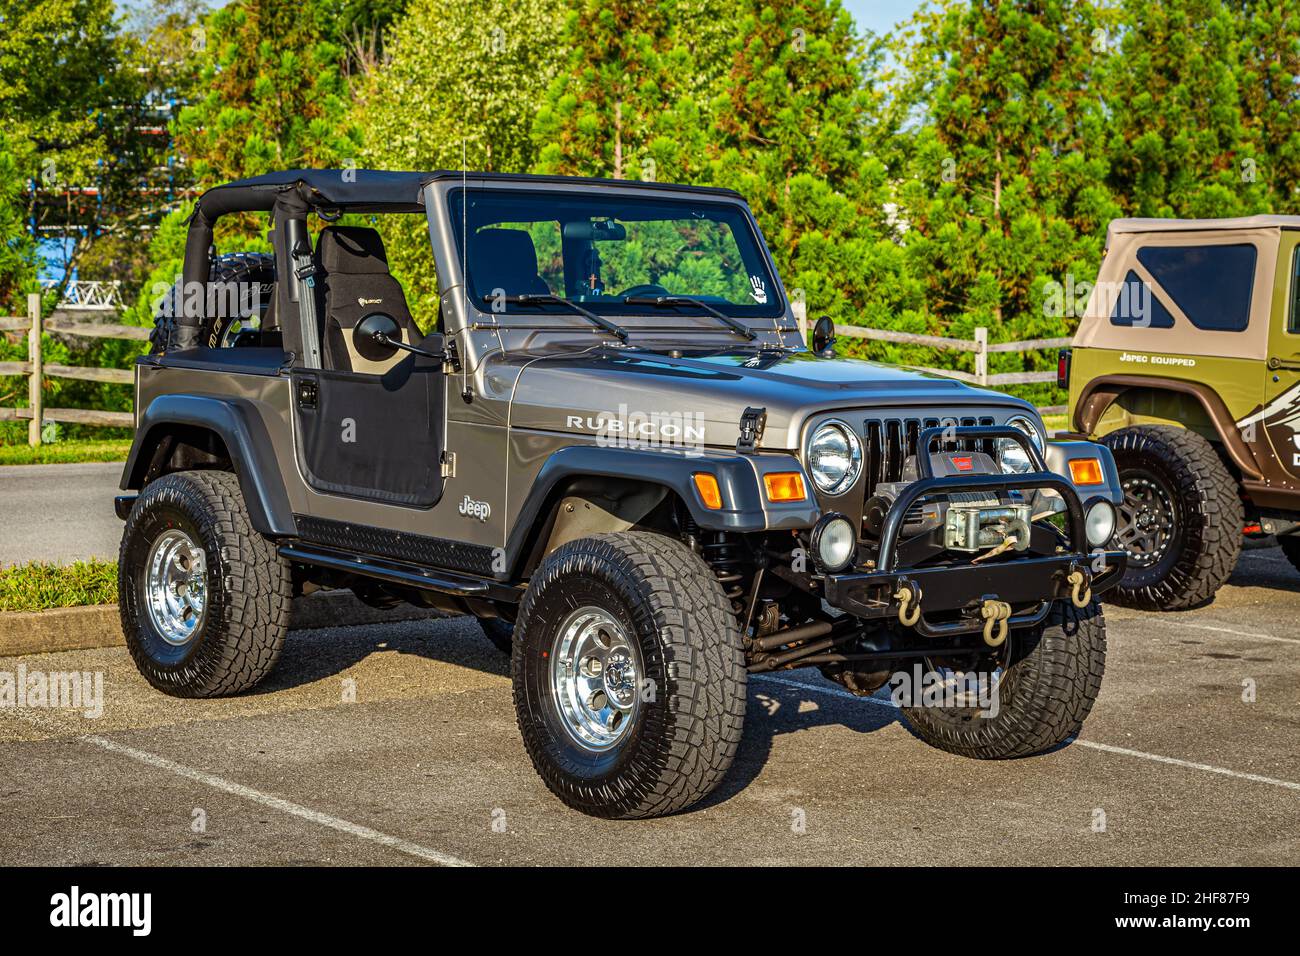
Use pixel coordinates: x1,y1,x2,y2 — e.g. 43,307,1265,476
481,293,629,342
624,295,757,341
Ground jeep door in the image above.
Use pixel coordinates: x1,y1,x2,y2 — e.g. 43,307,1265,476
1261,229,1300,488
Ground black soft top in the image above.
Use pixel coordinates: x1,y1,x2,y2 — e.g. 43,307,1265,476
194,168,743,219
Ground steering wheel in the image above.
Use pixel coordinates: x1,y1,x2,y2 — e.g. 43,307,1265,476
621,283,670,299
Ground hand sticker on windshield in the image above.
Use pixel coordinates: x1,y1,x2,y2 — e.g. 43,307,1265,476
749,275,768,304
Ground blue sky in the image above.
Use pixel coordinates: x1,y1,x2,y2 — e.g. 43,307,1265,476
841,0,925,37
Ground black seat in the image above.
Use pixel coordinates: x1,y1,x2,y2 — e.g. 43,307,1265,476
467,228,550,297
315,226,420,373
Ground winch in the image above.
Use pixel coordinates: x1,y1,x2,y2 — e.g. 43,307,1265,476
863,451,1032,555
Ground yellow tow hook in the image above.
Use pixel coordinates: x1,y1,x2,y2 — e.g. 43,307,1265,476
1067,568,1092,609
894,581,921,627
980,600,1012,647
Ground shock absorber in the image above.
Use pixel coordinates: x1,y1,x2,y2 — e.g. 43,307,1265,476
702,531,747,616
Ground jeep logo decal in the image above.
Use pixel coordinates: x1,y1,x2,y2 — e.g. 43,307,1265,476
458,494,490,522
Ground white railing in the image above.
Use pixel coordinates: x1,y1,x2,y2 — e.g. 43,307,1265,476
40,279,124,310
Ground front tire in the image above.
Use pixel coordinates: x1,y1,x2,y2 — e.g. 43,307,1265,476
119,470,291,697
512,532,746,818
902,598,1106,759
1102,425,1242,610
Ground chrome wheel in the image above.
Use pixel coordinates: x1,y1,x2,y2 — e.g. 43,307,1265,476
144,528,207,645
550,606,641,752
1115,474,1175,567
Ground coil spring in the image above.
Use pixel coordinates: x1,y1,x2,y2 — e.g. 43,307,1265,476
702,531,746,615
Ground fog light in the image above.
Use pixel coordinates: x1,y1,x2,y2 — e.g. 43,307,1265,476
1085,498,1117,548
811,513,857,572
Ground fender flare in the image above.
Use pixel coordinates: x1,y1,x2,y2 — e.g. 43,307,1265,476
121,394,297,537
503,445,819,575
1074,374,1262,481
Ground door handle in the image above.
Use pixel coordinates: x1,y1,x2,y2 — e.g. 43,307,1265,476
1266,357,1300,371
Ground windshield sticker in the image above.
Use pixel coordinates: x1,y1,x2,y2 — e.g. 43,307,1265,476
749,275,768,304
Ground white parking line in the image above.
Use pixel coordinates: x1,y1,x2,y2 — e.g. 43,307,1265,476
1153,620,1300,646
83,735,473,867
752,673,1300,794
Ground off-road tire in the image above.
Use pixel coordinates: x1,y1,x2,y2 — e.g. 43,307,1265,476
1279,535,1300,574
902,598,1106,759
149,252,275,354
1101,425,1242,610
119,470,291,697
478,617,514,655
512,532,746,818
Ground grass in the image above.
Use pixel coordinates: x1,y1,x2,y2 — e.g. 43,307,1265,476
1042,413,1069,434
0,439,132,466
0,560,118,612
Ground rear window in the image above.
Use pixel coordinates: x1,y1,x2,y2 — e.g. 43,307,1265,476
1109,270,1175,328
1289,245,1300,334
1136,243,1257,332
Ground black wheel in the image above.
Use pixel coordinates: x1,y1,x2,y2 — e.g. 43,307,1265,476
118,470,291,697
478,616,514,655
1280,535,1300,574
1102,425,1242,610
150,252,275,354
901,598,1106,758
512,532,746,818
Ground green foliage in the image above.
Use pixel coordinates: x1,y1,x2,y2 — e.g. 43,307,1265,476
1105,0,1266,218
0,560,118,612
1236,0,1300,214
880,0,1120,403
173,0,361,189
532,1,712,181
0,133,38,314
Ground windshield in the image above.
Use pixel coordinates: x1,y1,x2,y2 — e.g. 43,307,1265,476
449,188,783,319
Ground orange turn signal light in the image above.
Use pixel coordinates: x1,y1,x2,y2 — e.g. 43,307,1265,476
693,473,723,510
764,472,806,502
1069,458,1105,486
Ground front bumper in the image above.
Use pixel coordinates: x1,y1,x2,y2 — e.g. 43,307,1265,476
819,425,1127,637
824,550,1126,637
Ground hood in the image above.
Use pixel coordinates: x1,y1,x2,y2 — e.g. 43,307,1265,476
508,346,1034,450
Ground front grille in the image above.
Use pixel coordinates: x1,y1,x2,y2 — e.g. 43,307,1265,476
862,415,995,490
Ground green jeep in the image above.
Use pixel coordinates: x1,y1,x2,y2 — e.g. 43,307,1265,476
1062,214,1300,609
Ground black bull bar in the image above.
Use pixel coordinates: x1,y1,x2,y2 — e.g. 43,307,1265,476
821,425,1127,638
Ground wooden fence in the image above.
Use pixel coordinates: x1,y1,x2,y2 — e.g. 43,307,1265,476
831,323,1070,414
0,293,144,445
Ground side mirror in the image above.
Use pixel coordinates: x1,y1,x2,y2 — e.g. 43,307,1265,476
812,316,837,356
354,312,446,363
355,312,402,361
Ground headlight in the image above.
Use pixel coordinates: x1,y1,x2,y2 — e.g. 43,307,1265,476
1085,498,1117,548
807,421,862,495
811,513,857,572
997,415,1045,475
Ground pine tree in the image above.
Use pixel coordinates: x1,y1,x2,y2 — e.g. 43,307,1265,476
1104,0,1265,218
1235,0,1300,213
707,1,909,331
173,0,360,189
531,1,708,182
891,0,1119,394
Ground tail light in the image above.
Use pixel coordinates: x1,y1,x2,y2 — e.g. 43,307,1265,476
1057,349,1072,391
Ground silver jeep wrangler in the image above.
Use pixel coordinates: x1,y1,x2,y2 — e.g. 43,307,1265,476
116,169,1126,818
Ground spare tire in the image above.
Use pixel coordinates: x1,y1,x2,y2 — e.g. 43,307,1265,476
150,252,276,354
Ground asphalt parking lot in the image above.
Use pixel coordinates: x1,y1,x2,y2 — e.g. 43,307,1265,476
2,546,1297,867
